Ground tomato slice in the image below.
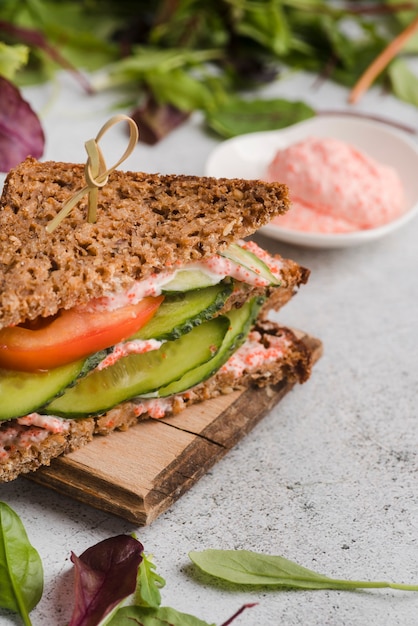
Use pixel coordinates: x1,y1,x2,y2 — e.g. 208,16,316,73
0,296,164,372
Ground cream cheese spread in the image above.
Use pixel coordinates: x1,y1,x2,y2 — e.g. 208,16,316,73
79,247,277,313
96,339,164,371
0,413,70,460
266,136,406,233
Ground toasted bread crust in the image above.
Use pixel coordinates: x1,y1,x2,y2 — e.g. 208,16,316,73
0,158,289,329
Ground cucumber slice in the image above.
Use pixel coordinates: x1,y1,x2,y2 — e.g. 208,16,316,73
161,269,221,293
0,359,86,421
145,297,264,398
133,283,233,341
220,243,280,285
162,243,278,293
44,316,230,417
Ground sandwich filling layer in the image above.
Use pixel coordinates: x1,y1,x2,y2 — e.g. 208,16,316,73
0,322,312,470
0,240,306,426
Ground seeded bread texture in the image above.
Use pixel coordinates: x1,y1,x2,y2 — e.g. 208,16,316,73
0,157,289,330
0,322,317,482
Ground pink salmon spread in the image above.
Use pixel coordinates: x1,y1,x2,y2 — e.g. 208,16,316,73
266,136,406,233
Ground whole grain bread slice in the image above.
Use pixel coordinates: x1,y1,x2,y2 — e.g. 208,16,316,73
0,321,317,483
0,157,289,330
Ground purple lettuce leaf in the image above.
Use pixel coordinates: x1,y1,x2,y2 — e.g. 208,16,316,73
0,76,45,172
130,92,190,145
69,534,144,626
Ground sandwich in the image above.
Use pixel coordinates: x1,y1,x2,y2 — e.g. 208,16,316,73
0,153,316,483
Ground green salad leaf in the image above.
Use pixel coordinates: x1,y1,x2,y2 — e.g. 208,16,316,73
189,549,418,592
134,553,166,608
0,502,43,626
206,96,315,138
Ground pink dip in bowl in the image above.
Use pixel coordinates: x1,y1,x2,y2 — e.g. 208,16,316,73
265,136,406,234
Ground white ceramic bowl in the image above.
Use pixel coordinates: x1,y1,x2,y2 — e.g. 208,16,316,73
205,114,418,248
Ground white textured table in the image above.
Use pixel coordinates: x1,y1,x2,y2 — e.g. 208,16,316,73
1,70,418,626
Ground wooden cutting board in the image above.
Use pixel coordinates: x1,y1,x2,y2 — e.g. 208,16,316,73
28,334,322,525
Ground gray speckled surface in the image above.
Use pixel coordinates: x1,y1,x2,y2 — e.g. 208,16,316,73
1,70,418,625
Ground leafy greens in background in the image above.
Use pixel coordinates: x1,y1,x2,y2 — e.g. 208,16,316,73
0,0,417,170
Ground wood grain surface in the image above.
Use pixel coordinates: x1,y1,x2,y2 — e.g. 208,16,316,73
28,334,322,525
